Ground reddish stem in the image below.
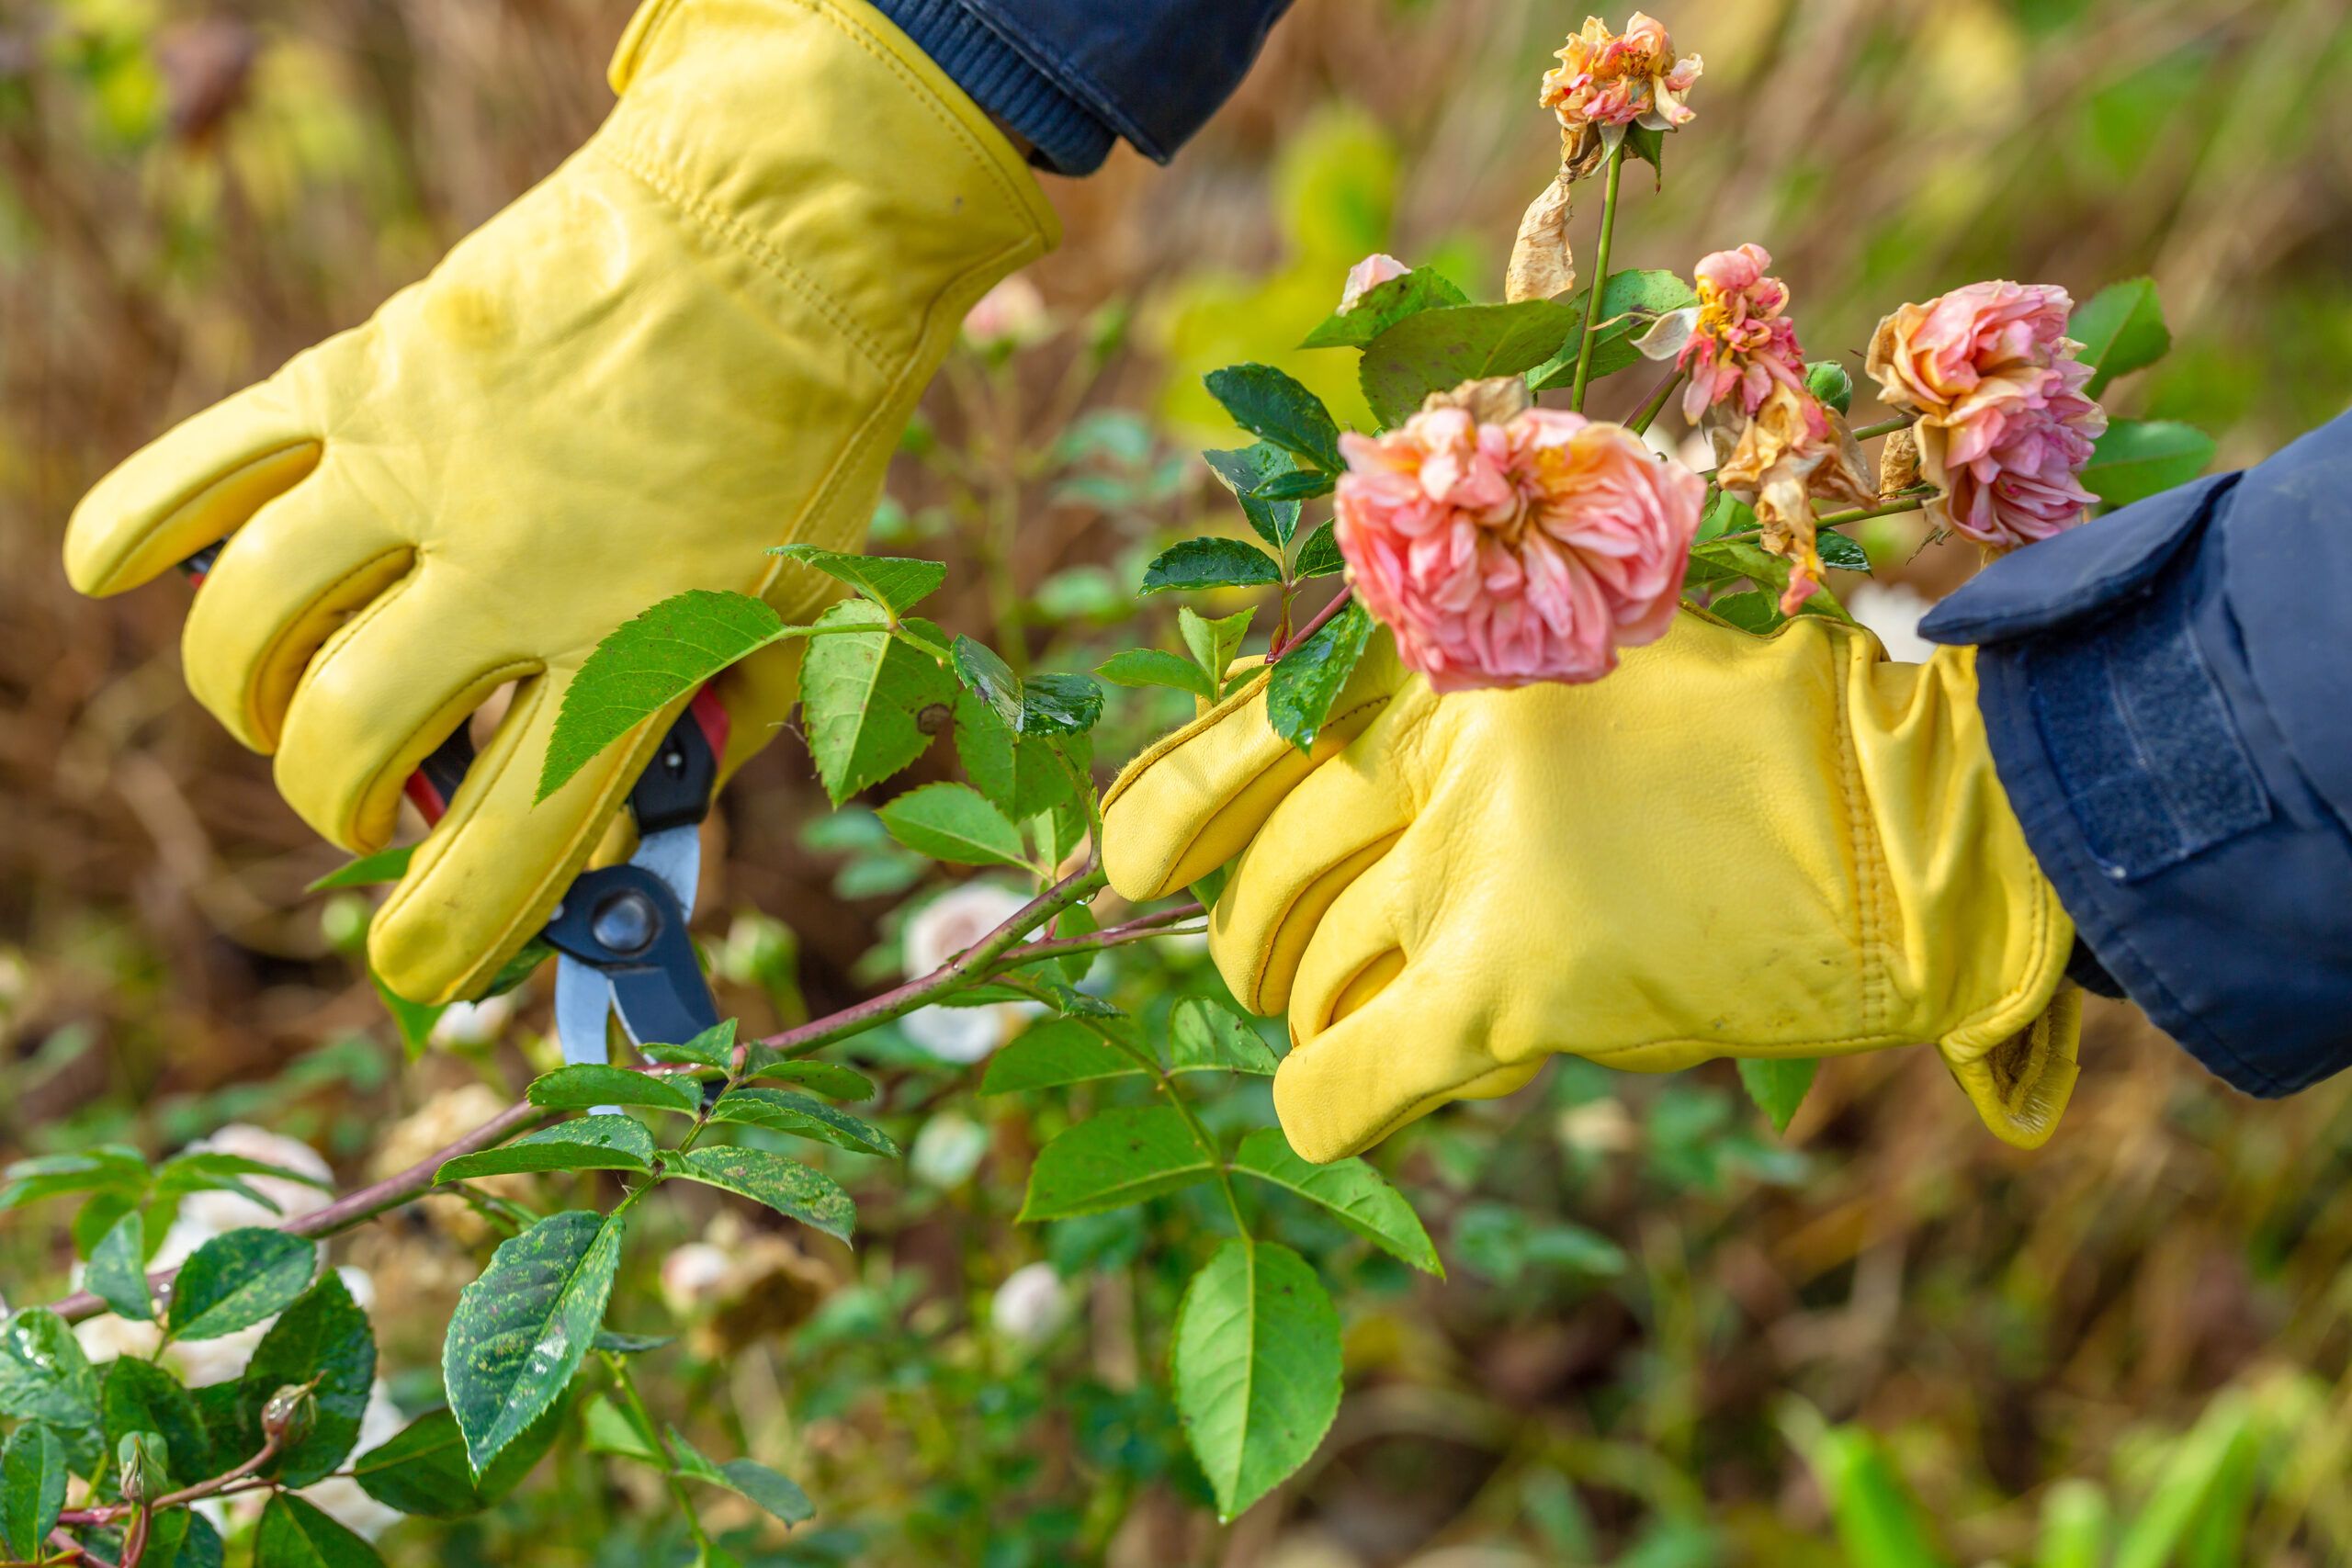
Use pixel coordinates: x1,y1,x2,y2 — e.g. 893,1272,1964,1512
1270,585,1354,662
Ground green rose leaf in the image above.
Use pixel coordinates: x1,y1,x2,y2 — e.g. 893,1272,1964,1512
1204,443,1305,550
1140,537,1283,596
1204,363,1344,472
254,1493,385,1568
1019,1106,1215,1222
169,1228,318,1343
0,1310,98,1428
878,781,1030,868
1,1423,67,1557
1300,265,1471,350
1707,590,1782,634
768,544,945,617
2081,419,2215,506
436,1116,656,1182
707,1088,900,1158
744,1059,875,1100
671,1147,856,1243
1737,1057,1820,1135
1817,528,1871,574
1171,1238,1342,1521
306,844,414,893
1266,599,1374,753
1,1146,149,1213
948,635,1023,730
800,601,957,806
1360,299,1581,428
443,1210,625,1474
1169,997,1280,1076
1293,519,1345,580
666,1428,815,1528
539,589,782,803
100,1359,208,1489
526,1066,700,1116
87,1209,153,1322
638,1020,738,1069
351,1401,563,1518
238,1271,379,1486
1178,605,1256,696
1253,468,1336,502
1229,1128,1441,1275
981,1019,1148,1094
2069,276,2171,397
1526,269,1700,392
1098,649,1215,703
1019,671,1103,736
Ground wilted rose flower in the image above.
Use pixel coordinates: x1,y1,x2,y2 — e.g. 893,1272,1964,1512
1713,381,1873,614
1866,280,2107,548
657,1215,834,1358
1934,366,2106,547
1673,243,1810,423
1335,379,1704,691
1339,253,1410,312
1543,12,1702,172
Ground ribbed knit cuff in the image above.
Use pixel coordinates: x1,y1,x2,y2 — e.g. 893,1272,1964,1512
868,0,1115,175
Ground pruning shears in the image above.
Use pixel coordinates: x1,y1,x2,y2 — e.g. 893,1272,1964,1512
181,544,723,1069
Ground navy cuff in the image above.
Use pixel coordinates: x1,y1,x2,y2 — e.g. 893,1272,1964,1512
868,0,1115,175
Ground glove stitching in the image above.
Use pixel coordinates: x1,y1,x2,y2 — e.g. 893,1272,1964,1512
1831,640,1889,1037
593,140,895,377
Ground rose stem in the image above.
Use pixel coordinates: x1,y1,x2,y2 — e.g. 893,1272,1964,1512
1567,140,1627,414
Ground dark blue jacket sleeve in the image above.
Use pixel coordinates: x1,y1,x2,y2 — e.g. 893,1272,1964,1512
1920,410,2352,1097
871,0,1293,174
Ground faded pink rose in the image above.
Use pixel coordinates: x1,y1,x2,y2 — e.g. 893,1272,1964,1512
1676,242,1810,423
1335,394,1704,691
1866,280,2107,548
1340,253,1410,312
961,276,1048,350
1543,13,1702,158
1936,359,2107,547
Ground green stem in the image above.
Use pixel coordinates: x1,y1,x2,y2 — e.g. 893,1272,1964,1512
1849,414,1912,441
1568,141,1627,414
1815,489,1934,527
1013,981,1250,1237
605,1351,709,1550
1627,366,1685,437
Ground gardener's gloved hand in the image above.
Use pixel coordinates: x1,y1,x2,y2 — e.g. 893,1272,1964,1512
1102,610,2082,1163
62,0,1056,1004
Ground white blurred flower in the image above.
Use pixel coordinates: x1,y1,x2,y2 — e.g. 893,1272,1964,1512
961,276,1050,351
909,1113,990,1189
900,883,1038,1064
1845,581,1938,664
660,1242,733,1318
990,1262,1069,1347
429,992,517,1047
175,1123,334,1235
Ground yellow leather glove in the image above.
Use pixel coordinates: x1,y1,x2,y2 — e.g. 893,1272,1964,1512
62,0,1057,1004
1102,610,2082,1163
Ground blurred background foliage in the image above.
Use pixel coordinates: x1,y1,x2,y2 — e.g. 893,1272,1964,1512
4,0,2352,1562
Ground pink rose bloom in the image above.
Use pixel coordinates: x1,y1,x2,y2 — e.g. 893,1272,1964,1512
1339,253,1411,312
1938,360,2108,548
1676,242,1810,423
1335,402,1704,692
1867,280,2107,548
1544,13,1703,141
